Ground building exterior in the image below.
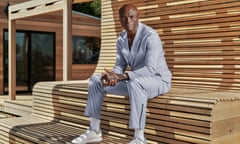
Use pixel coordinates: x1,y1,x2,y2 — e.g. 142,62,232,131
0,0,100,94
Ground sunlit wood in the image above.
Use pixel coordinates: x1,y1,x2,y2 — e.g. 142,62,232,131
9,0,64,20
8,18,16,100
63,0,72,80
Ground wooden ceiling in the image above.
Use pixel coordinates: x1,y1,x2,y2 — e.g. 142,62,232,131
73,0,94,4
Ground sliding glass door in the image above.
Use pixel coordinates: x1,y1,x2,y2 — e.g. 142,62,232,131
4,30,55,93
30,32,55,89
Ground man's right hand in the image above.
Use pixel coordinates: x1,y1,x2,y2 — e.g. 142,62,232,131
101,69,129,87
101,69,118,87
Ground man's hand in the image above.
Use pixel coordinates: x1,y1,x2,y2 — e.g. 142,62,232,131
101,69,129,86
101,69,118,86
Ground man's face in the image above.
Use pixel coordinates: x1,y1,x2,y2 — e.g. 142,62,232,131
119,6,138,33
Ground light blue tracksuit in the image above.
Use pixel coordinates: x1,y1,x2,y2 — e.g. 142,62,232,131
85,22,172,129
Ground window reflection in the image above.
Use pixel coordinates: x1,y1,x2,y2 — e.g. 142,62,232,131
4,32,29,91
72,36,100,64
31,33,55,86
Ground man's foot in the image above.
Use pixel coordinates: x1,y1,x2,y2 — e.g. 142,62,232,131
71,129,102,144
128,137,147,144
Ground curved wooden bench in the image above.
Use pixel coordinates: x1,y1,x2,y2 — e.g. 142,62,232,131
1,82,240,144
1,0,240,144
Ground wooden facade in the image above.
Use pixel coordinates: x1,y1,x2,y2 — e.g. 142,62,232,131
0,0,100,95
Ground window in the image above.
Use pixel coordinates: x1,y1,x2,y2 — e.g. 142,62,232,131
72,36,100,64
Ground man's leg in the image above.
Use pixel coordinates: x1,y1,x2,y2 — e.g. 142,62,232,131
73,74,130,144
84,74,105,120
127,76,170,143
72,74,105,144
85,74,129,120
84,74,129,131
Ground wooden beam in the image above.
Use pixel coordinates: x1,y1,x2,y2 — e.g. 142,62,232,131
9,0,64,20
73,0,94,4
63,0,72,80
8,14,16,100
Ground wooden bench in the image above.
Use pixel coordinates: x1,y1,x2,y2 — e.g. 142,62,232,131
1,81,240,144
1,0,240,144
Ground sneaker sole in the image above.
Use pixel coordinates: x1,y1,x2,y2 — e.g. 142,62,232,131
72,137,103,144
88,137,103,143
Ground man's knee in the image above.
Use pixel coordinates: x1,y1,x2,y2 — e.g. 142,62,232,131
89,74,102,88
127,78,145,91
127,78,147,101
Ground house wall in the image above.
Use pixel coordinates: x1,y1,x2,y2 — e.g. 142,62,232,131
0,0,100,94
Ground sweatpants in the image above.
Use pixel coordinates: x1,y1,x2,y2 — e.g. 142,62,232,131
84,74,171,129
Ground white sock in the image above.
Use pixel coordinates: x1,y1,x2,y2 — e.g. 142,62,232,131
90,117,100,132
134,129,145,141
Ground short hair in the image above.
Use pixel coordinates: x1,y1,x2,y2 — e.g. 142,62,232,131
119,4,138,16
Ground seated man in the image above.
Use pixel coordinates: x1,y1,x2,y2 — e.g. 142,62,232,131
72,3,172,144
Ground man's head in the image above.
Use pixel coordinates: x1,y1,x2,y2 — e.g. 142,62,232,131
119,4,139,33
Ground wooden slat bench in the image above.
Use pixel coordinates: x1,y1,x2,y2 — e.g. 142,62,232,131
1,82,240,144
1,0,240,144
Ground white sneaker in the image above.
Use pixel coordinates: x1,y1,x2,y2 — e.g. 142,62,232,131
71,129,102,144
129,137,147,144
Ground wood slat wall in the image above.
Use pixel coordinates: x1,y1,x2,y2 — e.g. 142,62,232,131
96,0,240,91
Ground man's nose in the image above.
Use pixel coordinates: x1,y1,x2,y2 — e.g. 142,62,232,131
127,17,131,22
124,16,132,23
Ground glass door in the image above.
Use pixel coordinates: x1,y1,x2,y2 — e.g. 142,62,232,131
4,31,55,93
30,32,55,89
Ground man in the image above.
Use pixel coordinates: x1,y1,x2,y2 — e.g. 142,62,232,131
72,4,172,144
